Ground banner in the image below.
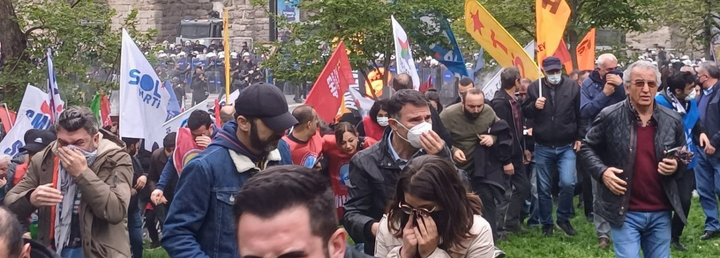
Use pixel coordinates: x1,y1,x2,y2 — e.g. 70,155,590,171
305,40,354,123
119,29,171,151
473,48,485,80
465,0,540,80
0,85,52,156
0,104,16,133
162,100,209,135
554,39,573,72
219,89,240,106
535,0,571,64
165,81,182,119
577,28,596,71
46,48,64,123
524,40,536,61
100,94,111,127
421,15,469,78
483,41,537,101
349,87,375,117
391,16,421,89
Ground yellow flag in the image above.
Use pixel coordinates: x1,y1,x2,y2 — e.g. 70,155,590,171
535,0,571,65
465,0,540,80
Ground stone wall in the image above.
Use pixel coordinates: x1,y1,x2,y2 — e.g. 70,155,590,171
107,0,270,46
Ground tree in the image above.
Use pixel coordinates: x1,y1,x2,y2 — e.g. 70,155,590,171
252,0,464,94
651,0,720,59
0,0,155,109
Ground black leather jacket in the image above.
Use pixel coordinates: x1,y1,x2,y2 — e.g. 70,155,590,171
578,99,686,227
342,128,451,254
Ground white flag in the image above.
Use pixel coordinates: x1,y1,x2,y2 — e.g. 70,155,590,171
391,16,420,90
46,48,64,123
0,85,51,156
524,41,536,60
119,29,170,151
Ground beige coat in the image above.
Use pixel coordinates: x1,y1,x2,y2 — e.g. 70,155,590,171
4,131,133,257
375,214,494,258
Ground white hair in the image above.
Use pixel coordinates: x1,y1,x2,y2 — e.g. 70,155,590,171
623,60,661,84
0,154,11,164
595,53,618,67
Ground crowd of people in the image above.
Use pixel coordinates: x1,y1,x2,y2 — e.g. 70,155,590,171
0,52,720,258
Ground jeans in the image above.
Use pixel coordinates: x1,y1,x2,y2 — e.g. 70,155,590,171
128,210,143,258
694,151,720,231
60,247,84,258
592,179,610,239
610,211,671,258
525,162,540,226
534,144,576,225
672,169,695,240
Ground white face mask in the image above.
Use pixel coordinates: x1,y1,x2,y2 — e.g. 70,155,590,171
394,121,432,148
547,74,562,85
685,89,697,101
377,117,389,127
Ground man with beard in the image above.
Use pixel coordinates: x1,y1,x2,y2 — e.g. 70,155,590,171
162,83,298,258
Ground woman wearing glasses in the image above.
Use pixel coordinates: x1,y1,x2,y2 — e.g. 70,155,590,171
375,156,494,258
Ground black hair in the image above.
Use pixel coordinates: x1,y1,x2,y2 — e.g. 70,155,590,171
0,207,24,257
121,137,141,149
292,105,316,125
500,67,521,90
424,90,443,113
386,90,429,119
369,99,389,123
187,110,212,131
392,73,413,91
233,165,337,242
163,132,177,148
55,106,99,135
458,77,474,87
666,71,696,93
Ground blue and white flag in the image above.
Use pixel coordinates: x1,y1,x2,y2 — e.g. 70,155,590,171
421,16,469,78
119,29,171,151
473,48,485,79
46,48,64,123
0,85,51,156
165,80,181,120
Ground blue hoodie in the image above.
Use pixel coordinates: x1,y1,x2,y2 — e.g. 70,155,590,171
162,121,283,258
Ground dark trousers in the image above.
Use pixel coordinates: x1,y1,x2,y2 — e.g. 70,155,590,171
473,179,503,241
581,166,594,217
145,209,161,244
672,169,695,240
505,159,530,228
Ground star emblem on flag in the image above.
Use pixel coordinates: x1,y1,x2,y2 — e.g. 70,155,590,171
399,39,410,59
471,11,484,35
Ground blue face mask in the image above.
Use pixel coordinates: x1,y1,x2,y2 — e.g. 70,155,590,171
547,74,562,85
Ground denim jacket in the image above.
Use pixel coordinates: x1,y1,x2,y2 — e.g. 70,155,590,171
162,121,283,258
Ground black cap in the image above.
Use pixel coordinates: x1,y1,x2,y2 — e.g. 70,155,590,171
542,56,563,71
20,129,56,153
235,83,298,132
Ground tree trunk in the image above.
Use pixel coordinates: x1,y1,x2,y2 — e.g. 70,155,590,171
567,28,579,71
0,0,27,61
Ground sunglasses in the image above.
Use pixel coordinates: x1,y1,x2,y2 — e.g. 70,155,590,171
632,80,658,89
399,202,437,216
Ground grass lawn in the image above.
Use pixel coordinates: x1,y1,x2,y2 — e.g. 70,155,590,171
143,198,720,258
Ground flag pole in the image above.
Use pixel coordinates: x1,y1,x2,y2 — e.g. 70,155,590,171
223,8,231,104
538,66,543,97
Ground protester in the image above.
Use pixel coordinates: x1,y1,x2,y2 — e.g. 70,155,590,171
356,99,389,141
219,105,235,125
343,89,450,255
146,132,176,249
392,73,453,148
151,110,216,207
4,106,133,257
694,61,720,240
579,60,688,257
425,89,443,113
278,105,323,168
375,156,494,257
191,73,208,106
453,77,476,105
321,122,377,220
0,206,31,258
579,53,626,248
656,71,706,250
441,88,509,253
521,56,582,237
6,130,56,192
162,83,297,257
490,67,531,234
0,154,10,201
233,165,372,258
121,137,146,258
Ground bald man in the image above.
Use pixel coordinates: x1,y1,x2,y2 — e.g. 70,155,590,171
220,105,235,125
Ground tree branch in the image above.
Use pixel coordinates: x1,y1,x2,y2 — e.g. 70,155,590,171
70,0,82,8
23,26,44,37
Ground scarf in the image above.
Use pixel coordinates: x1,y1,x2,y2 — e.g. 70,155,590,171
665,88,687,114
54,145,97,254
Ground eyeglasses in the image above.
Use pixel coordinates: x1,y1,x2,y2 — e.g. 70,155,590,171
631,80,658,89
399,202,437,216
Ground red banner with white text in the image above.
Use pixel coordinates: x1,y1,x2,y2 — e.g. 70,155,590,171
305,40,354,123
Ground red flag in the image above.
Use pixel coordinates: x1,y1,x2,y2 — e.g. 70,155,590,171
214,99,221,127
100,95,112,127
554,39,573,72
173,127,204,175
419,76,433,93
305,40,354,123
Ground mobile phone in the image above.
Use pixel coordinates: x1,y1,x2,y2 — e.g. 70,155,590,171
665,147,679,158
